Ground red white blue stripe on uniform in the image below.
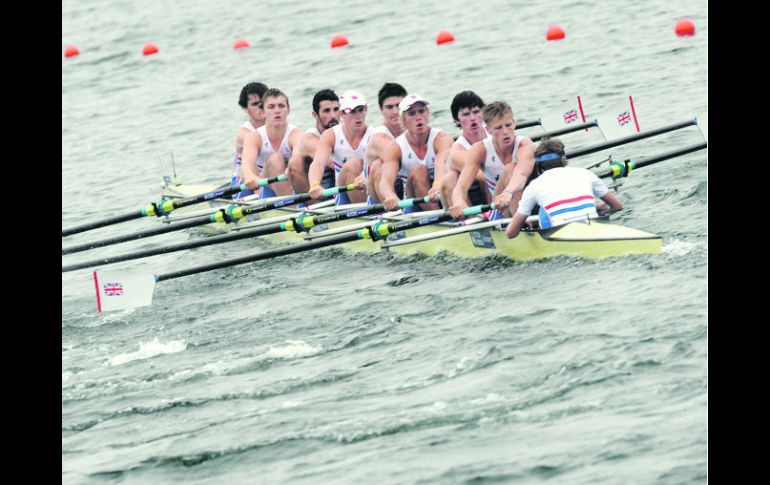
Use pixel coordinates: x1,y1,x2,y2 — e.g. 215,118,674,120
544,195,595,218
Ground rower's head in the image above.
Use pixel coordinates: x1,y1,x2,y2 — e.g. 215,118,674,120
451,91,485,131
339,90,368,128
483,101,516,146
378,82,407,125
534,138,567,176
312,89,340,130
239,82,268,123
399,94,430,135
262,88,291,125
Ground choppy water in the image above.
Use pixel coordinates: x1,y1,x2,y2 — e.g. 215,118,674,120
62,0,708,483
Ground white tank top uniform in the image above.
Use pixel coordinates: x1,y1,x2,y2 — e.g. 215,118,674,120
516,166,609,229
256,124,297,173
329,124,373,205
254,124,297,199
481,135,521,194
331,124,374,182
231,121,261,198
395,128,441,184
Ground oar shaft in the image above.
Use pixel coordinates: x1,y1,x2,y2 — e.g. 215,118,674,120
61,222,289,272
169,174,285,210
61,175,285,237
62,214,215,254
567,119,697,159
156,230,364,282
151,202,491,283
63,198,428,271
63,184,358,254
531,120,597,142
595,142,707,179
62,211,144,237
516,119,541,129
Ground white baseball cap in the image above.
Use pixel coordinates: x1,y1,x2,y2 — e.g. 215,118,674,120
339,90,368,113
398,94,430,115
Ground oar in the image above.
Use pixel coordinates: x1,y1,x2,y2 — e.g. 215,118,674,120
62,197,430,272
516,119,541,129
62,183,357,254
531,120,598,142
566,119,698,159
92,203,493,312
594,142,707,179
62,175,287,237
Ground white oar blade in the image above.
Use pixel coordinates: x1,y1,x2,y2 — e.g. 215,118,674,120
539,95,587,132
596,95,641,140
93,271,156,312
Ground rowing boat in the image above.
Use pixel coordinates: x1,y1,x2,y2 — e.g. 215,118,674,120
158,182,662,261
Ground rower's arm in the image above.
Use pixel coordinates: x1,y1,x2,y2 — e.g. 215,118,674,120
505,212,528,239
235,127,247,155
431,132,453,189
308,129,335,187
379,141,402,209
451,142,485,211
599,190,623,212
446,143,468,173
287,128,303,157
499,139,535,212
591,172,623,213
240,131,263,189
365,133,388,164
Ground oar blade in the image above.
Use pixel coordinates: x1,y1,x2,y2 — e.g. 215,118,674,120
538,95,586,132
595,95,640,140
93,271,156,312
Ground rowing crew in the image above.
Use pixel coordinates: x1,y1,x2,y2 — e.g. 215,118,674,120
229,82,622,238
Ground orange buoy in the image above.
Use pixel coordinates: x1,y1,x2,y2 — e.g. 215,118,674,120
436,30,455,45
64,45,79,58
330,34,349,48
675,18,695,37
546,24,565,41
142,42,159,56
233,38,250,49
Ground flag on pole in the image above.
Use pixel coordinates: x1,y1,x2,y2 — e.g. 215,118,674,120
538,96,587,132
596,95,641,140
94,271,156,312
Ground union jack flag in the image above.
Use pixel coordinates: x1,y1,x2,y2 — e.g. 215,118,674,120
617,111,631,126
104,282,124,296
563,109,578,124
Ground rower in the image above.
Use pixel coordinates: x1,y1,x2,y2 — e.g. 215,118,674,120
441,90,490,208
379,94,453,211
505,138,623,238
286,89,341,205
449,101,534,220
307,90,374,205
364,82,408,203
240,88,303,198
231,81,268,198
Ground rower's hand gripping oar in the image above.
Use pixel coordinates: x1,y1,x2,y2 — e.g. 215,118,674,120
63,196,430,272
92,203,491,312
62,175,287,237
62,183,359,254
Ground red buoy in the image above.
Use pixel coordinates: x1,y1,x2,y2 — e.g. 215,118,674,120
546,24,565,41
675,18,695,37
233,38,250,50
142,42,159,56
64,45,80,58
330,34,349,48
436,30,455,45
